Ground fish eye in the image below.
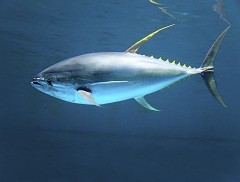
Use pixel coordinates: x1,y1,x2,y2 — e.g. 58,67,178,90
47,79,53,86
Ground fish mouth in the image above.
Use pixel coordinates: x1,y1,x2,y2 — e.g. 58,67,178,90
31,80,42,86
31,76,44,86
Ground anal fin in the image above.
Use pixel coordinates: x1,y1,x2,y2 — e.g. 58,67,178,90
135,97,160,111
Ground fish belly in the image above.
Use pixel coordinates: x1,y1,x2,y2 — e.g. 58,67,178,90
87,74,188,105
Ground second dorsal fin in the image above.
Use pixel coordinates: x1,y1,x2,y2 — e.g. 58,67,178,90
126,24,175,54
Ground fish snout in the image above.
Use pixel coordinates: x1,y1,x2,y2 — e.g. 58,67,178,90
31,76,44,87
31,80,42,86
31,72,54,88
31,72,46,87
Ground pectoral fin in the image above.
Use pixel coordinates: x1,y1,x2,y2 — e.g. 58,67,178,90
135,97,160,111
77,88,100,106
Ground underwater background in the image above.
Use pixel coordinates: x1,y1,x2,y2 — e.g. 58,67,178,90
1,0,240,181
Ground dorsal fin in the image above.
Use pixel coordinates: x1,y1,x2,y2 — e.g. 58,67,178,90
126,24,175,53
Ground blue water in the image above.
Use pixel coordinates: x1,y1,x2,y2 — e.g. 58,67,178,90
1,0,240,181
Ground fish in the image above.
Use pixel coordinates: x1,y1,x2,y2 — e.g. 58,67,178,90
31,24,230,111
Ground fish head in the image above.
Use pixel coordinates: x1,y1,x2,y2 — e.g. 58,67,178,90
31,67,77,103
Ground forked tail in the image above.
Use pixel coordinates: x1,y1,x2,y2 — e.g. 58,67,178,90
200,26,230,107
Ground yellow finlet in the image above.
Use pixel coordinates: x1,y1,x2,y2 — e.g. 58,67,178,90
183,64,186,67
177,62,181,66
188,66,191,68
171,60,176,64
159,57,163,61
150,55,154,58
166,59,169,63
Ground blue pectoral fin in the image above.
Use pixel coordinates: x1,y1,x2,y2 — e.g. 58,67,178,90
135,97,161,111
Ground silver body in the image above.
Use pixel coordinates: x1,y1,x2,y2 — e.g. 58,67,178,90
31,25,230,109
32,52,201,105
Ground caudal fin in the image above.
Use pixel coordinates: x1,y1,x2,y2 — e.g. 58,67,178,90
200,26,230,107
